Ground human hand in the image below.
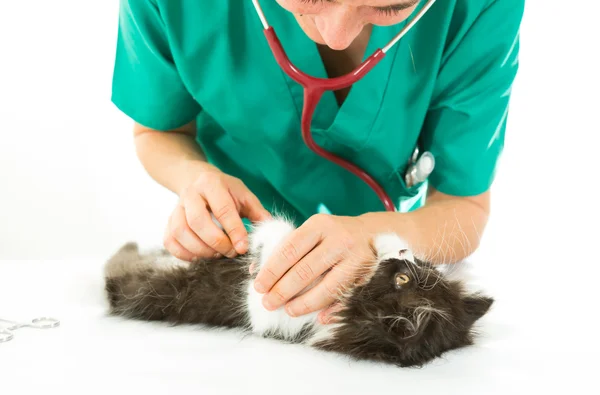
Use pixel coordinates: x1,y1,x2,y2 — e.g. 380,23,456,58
163,164,271,261
253,214,377,324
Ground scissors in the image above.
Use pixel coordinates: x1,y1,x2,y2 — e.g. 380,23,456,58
0,317,60,343
251,0,438,212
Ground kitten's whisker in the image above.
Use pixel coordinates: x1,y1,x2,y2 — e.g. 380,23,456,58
406,261,419,284
453,209,472,261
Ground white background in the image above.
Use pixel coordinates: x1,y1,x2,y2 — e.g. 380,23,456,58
1,1,599,394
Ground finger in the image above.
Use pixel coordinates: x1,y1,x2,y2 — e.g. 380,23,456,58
253,224,322,295
285,263,354,317
261,241,341,311
163,235,196,262
318,302,344,325
203,184,249,255
238,189,272,223
184,192,237,258
170,204,220,259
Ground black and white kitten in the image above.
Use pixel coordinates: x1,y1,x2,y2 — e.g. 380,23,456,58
104,217,494,368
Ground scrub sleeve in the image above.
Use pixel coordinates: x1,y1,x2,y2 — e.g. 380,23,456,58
422,0,524,197
111,0,201,131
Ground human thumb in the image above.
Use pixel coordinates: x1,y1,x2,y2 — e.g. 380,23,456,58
240,193,272,223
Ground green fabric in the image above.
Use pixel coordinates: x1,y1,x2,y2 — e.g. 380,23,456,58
111,0,524,225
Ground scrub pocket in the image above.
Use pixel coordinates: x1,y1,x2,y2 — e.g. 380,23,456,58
386,166,429,213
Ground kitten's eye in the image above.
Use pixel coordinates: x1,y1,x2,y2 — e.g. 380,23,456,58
394,273,410,288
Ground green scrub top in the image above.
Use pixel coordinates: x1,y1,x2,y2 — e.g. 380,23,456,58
111,0,524,224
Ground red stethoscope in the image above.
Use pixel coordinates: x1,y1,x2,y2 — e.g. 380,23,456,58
251,0,437,212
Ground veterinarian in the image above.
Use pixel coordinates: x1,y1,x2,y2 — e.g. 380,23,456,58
111,0,524,323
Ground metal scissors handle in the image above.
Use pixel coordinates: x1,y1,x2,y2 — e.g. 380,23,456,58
0,317,60,343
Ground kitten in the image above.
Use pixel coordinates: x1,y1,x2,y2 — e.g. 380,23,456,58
104,217,494,368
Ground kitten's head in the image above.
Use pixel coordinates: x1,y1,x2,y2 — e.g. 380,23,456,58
313,237,494,368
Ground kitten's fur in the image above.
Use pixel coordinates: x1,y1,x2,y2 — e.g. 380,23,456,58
104,217,493,367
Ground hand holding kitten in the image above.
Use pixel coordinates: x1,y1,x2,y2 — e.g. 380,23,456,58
253,213,379,324
163,164,271,262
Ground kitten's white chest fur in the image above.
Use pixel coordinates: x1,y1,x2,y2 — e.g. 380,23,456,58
245,219,321,339
244,218,415,344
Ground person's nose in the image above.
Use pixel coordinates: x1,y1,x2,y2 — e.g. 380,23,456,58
314,6,364,50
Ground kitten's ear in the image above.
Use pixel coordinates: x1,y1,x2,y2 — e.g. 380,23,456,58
462,293,494,326
114,242,139,258
105,242,140,279
373,233,414,263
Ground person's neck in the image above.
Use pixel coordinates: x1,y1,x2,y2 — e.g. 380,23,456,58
317,25,373,106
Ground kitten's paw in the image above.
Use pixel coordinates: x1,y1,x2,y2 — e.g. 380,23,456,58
248,216,296,267
374,233,415,263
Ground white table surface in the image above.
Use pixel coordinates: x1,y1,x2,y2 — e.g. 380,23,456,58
1,250,596,395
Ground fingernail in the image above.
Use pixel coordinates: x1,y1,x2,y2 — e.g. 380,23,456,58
262,298,274,310
254,280,266,293
226,249,236,258
235,240,247,253
213,253,222,259
285,305,296,317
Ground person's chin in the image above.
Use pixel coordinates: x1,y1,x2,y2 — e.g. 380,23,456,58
297,19,355,50
302,29,325,45
297,20,327,45
307,33,327,45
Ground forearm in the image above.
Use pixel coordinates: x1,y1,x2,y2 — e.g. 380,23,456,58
133,121,217,195
363,189,490,264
